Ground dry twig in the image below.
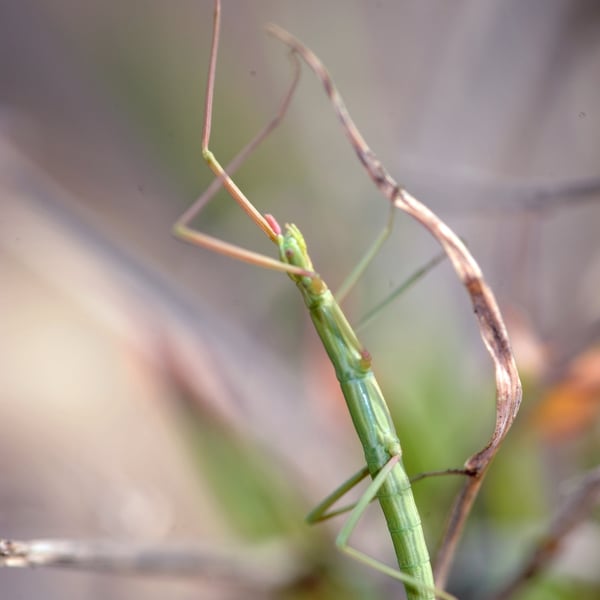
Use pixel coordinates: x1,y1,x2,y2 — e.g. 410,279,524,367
267,24,523,588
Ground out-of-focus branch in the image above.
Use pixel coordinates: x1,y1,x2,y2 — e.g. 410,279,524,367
0,538,308,589
488,467,600,600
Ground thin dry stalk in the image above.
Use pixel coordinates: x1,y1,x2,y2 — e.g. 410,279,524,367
267,24,523,588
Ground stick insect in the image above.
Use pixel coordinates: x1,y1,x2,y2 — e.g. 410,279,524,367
175,3,448,598
175,1,521,598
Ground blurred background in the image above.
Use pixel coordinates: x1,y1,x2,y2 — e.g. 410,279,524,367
1,1,599,599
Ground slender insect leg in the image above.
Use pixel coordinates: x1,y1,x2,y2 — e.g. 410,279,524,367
334,202,446,328
410,468,473,486
307,468,473,524
355,250,447,332
334,205,396,304
336,456,457,600
175,28,301,232
306,466,370,523
173,0,312,277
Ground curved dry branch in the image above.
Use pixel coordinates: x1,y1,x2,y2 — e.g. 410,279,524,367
267,24,523,588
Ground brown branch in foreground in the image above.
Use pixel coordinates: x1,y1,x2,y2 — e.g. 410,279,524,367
488,466,600,600
266,24,523,588
0,538,308,589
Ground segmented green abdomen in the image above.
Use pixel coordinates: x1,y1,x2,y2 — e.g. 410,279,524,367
378,463,435,599
341,377,435,600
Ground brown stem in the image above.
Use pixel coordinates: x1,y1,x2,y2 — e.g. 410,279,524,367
267,24,523,588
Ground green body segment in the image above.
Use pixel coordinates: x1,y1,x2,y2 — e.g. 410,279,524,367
279,224,435,599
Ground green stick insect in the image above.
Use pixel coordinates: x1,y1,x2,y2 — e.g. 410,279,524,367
175,2,457,599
